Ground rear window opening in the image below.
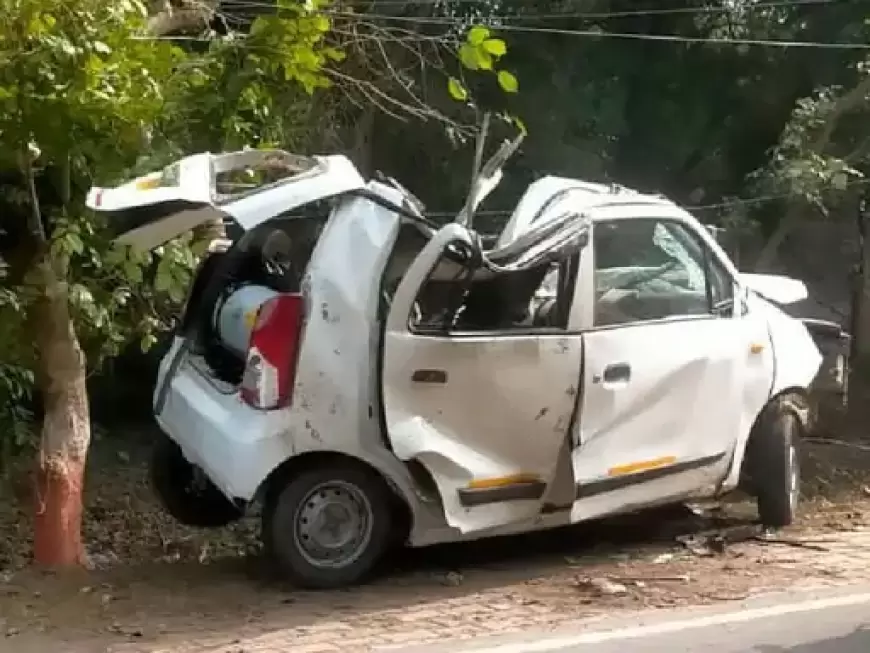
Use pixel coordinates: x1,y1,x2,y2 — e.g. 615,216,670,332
183,200,332,391
213,151,322,200
98,150,324,245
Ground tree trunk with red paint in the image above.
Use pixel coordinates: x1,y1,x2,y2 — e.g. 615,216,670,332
32,265,90,568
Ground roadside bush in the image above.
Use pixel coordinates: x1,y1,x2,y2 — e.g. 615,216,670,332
0,362,34,474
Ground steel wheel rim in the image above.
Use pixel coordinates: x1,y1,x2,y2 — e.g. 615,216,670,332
292,480,374,569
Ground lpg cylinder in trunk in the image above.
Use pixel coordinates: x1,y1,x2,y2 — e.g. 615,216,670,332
212,284,281,359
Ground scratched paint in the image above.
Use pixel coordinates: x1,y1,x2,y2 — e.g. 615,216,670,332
304,419,322,442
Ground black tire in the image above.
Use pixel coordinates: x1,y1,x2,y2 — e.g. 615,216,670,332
150,434,244,528
744,396,803,529
262,463,393,590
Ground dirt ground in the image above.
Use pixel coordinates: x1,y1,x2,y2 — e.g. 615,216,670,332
2,422,870,653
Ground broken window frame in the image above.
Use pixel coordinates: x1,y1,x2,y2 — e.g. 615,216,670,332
406,212,591,337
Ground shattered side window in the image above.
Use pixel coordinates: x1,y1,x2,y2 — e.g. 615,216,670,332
652,222,705,292
592,218,732,327
410,248,578,334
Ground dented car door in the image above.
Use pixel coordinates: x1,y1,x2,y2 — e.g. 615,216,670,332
381,220,587,534
571,209,774,516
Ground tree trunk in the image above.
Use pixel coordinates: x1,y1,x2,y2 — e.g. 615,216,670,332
752,217,795,272
351,108,375,178
32,264,90,568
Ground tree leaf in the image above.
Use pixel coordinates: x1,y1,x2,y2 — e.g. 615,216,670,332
482,38,506,56
447,77,468,102
140,333,157,353
323,47,346,62
468,26,490,45
497,70,519,93
65,232,84,255
459,43,479,70
154,271,171,293
477,49,493,71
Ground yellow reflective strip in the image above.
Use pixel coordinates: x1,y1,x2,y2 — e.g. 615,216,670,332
608,456,676,477
467,474,541,490
244,309,258,330
135,177,161,191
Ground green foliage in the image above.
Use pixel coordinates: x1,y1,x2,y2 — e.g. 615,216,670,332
752,76,869,215
0,0,194,436
155,0,339,157
0,0,182,177
0,0,344,453
370,0,863,220
496,70,518,94
448,77,469,102
449,25,518,106
0,363,34,472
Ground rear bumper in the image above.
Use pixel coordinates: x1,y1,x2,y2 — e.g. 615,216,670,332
153,338,293,501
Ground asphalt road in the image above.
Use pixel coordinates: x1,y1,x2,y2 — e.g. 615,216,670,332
389,584,870,653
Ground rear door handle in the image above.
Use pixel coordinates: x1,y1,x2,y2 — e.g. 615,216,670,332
601,362,631,384
412,369,447,384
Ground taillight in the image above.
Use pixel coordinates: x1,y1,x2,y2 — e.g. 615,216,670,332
240,293,305,410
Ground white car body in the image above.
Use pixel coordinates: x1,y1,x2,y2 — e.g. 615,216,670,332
89,149,824,549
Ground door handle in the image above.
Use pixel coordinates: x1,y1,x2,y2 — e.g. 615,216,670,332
601,362,631,384
412,369,447,384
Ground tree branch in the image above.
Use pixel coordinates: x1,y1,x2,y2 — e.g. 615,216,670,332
754,76,870,271
147,1,216,37
19,148,46,246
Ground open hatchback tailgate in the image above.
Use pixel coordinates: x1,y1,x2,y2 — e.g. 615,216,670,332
86,149,366,250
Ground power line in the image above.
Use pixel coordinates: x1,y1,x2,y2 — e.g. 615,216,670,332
211,0,870,50
151,18,870,52
221,0,849,20
323,10,870,49
688,177,870,211
422,177,870,217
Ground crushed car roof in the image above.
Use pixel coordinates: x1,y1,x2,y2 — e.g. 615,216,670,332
497,176,677,247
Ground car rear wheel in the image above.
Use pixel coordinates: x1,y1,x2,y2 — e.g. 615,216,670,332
150,434,244,528
262,463,392,590
745,397,802,529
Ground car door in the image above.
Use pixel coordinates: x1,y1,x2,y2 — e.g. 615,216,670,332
572,209,773,512
381,222,586,534
87,150,365,250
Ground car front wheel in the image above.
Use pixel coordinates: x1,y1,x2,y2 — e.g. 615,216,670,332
262,462,393,589
745,396,802,529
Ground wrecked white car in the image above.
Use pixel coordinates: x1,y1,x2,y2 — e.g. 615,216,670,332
87,143,846,590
